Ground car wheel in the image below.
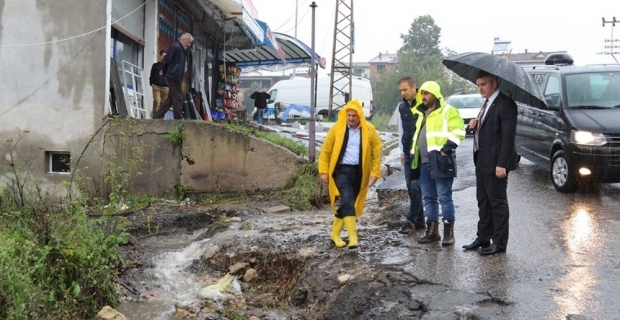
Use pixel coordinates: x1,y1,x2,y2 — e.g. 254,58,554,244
551,150,577,192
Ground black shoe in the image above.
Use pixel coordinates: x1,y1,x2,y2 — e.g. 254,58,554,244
479,244,505,256
398,221,414,234
462,239,490,251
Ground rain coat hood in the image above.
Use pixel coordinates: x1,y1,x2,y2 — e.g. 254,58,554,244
318,99,382,217
337,99,366,126
419,81,446,108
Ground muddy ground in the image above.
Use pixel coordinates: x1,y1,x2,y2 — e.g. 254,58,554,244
115,190,509,320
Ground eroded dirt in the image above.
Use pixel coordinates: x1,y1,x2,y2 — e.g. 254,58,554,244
114,192,510,320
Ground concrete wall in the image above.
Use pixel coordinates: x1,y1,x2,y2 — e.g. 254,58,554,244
96,119,301,197
0,0,108,192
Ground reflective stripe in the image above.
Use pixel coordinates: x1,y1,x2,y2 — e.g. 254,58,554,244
427,146,443,152
448,136,461,145
442,106,449,133
426,131,452,138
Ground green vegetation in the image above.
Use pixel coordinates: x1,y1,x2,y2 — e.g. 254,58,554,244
223,123,308,157
163,124,186,146
0,206,124,319
0,131,128,319
372,14,475,116
369,113,393,132
282,162,324,211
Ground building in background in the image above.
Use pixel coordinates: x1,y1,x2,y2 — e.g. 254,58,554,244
368,51,398,81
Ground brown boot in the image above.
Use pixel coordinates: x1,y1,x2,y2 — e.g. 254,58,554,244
418,221,441,243
442,222,455,246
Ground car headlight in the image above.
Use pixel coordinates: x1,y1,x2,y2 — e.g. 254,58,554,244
571,130,607,146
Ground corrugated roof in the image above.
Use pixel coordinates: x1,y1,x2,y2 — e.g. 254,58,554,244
225,32,323,72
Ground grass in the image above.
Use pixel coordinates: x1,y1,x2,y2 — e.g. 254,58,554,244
282,162,325,211
163,124,185,146
369,112,394,132
222,123,308,157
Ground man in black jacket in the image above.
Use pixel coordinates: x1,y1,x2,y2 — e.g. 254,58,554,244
463,70,519,255
250,91,271,124
396,76,426,234
154,33,193,120
149,50,168,116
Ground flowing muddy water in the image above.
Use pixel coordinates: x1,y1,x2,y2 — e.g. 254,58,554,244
116,234,217,319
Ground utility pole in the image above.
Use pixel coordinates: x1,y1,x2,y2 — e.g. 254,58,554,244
293,0,298,77
602,17,620,64
309,1,317,162
328,0,354,121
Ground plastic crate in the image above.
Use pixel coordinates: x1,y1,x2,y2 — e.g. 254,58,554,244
210,110,226,120
235,110,246,119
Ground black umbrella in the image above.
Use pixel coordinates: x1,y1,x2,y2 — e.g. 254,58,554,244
442,52,547,109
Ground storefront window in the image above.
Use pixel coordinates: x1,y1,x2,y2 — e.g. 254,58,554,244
111,28,142,67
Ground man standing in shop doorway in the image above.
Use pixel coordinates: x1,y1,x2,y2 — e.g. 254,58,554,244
251,90,271,125
154,33,193,120
149,50,168,117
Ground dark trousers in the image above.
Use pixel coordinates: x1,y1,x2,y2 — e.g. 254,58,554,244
333,165,361,218
403,154,424,225
154,77,183,119
475,165,510,250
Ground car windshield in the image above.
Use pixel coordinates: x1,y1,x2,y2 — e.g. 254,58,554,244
565,71,620,108
447,95,484,108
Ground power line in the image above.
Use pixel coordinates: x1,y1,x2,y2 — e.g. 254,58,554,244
320,1,336,57
274,0,309,32
282,6,312,35
0,0,152,48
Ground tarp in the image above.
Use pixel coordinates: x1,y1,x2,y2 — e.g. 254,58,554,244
281,104,312,121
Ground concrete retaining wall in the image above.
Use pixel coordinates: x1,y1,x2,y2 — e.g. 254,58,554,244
97,118,302,197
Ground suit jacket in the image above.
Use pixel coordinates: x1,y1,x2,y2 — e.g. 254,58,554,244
474,92,519,175
161,41,186,82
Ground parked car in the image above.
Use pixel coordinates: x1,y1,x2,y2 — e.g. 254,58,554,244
446,92,484,134
516,53,620,192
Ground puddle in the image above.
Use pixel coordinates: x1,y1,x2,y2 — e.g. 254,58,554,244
380,247,416,265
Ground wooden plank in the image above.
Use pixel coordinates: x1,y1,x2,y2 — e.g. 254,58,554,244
109,58,128,117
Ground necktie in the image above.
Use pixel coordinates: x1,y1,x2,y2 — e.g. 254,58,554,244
473,99,489,152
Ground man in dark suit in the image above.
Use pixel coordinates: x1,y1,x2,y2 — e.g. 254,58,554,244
463,70,519,255
154,33,193,120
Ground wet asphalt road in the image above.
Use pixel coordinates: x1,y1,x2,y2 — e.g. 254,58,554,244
403,136,620,319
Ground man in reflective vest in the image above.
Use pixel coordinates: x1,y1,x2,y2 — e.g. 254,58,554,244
410,81,465,246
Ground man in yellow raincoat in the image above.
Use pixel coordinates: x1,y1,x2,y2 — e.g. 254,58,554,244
318,99,382,249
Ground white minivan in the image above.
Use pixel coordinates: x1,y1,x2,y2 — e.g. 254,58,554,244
260,76,374,120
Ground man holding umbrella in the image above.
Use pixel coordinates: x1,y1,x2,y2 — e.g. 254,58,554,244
442,52,547,255
463,70,519,255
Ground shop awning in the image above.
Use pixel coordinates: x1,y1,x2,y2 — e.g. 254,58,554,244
256,19,286,63
206,0,264,46
225,32,325,72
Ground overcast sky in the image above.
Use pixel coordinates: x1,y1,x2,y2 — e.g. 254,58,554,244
250,0,619,72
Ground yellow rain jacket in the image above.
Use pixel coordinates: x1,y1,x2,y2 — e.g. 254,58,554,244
318,100,382,217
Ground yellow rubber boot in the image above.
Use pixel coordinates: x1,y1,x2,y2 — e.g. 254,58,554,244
343,216,358,249
331,218,346,248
